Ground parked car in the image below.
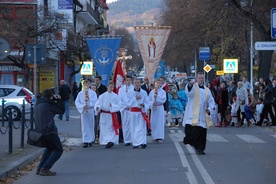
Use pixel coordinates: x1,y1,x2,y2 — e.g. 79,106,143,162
0,85,34,120
181,76,195,87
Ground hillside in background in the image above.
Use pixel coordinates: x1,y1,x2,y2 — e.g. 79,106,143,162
107,0,163,28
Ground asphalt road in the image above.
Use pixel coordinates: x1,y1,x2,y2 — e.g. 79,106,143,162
12,107,276,184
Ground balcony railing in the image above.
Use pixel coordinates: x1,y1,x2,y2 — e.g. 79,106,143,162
76,2,100,25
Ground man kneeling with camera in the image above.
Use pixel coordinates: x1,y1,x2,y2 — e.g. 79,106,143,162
34,89,65,176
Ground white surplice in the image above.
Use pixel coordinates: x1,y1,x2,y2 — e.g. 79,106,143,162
75,89,97,143
94,91,121,145
126,88,149,146
118,84,134,144
183,83,216,128
148,88,166,140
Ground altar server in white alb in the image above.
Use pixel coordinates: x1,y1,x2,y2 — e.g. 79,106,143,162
126,78,150,149
118,76,134,146
182,72,216,155
148,79,166,144
75,80,98,148
94,81,121,148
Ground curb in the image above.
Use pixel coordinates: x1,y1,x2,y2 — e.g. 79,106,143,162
0,148,43,180
0,134,66,180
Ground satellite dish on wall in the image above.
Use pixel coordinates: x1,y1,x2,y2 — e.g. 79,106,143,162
0,38,10,60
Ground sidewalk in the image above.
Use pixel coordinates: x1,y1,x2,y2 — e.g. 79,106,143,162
0,105,80,180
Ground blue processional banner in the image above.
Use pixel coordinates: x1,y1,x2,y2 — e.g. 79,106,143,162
86,35,122,86
154,60,165,79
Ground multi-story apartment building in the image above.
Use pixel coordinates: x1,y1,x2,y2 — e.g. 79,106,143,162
0,0,109,94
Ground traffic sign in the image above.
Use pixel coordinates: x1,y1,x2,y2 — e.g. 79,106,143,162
0,38,10,60
25,44,46,64
190,65,195,73
203,64,212,73
216,70,224,75
199,47,210,61
81,61,93,75
223,59,238,73
255,41,276,50
272,8,276,39
209,64,215,69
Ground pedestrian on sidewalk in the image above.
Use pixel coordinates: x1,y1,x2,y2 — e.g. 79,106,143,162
58,80,71,121
75,80,98,148
94,81,121,148
182,72,216,155
256,78,276,126
236,81,248,127
34,89,65,176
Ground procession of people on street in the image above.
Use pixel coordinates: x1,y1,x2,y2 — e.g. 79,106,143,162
70,73,276,151
33,73,276,176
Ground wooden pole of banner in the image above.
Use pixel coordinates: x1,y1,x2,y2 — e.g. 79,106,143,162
111,60,118,81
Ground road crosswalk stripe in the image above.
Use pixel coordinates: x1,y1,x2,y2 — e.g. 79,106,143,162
236,134,266,143
169,133,184,142
169,131,274,143
207,134,229,142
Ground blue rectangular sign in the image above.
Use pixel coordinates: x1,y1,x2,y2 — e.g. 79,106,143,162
154,61,165,79
58,0,73,10
272,8,276,39
199,47,210,61
25,44,46,64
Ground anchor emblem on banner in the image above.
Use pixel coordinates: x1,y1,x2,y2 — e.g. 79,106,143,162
95,45,113,66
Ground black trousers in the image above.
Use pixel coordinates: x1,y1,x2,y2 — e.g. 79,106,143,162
183,124,207,151
218,104,227,123
259,103,276,124
237,107,246,123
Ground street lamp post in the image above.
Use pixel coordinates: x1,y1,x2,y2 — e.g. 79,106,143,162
250,0,254,94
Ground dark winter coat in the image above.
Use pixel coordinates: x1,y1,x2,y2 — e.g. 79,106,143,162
34,97,65,134
264,84,274,104
59,84,71,100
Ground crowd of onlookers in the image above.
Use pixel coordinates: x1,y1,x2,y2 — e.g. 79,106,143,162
165,75,276,128
207,76,276,127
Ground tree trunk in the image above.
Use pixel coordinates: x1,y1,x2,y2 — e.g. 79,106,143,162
258,50,273,79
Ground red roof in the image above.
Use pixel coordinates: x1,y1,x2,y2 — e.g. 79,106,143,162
98,0,109,10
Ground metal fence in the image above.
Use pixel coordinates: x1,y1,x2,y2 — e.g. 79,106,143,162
0,99,34,154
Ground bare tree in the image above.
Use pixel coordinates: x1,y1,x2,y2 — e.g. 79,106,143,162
231,0,276,78
113,27,142,70
0,5,67,86
160,0,276,78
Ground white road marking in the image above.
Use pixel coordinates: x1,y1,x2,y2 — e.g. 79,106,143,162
172,134,214,184
271,134,276,139
178,130,183,133
170,130,175,133
70,115,81,119
64,138,82,146
207,134,229,142
236,134,266,143
169,133,184,142
186,145,215,184
174,142,198,184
